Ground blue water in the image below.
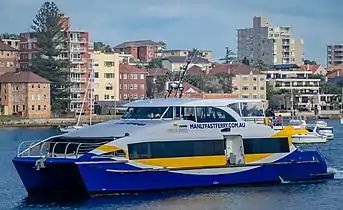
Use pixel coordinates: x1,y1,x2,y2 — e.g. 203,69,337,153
0,121,343,210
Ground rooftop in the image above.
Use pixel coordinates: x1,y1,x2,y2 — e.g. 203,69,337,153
163,56,210,64
0,42,18,51
119,63,148,74
209,63,257,75
124,98,264,107
0,70,50,83
114,40,161,48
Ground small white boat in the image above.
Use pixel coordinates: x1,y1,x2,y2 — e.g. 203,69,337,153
315,120,327,127
289,119,306,126
314,125,334,140
340,118,343,125
59,124,89,133
291,133,327,144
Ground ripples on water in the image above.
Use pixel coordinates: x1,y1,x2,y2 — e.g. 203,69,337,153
0,121,342,210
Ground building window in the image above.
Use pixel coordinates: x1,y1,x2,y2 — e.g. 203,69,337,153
104,73,115,78
141,94,145,99
253,86,257,90
31,84,34,88
140,74,144,79
260,77,264,81
43,94,47,100
123,74,127,79
32,105,34,110
119,74,122,79
260,86,265,90
242,86,248,90
133,94,138,99
123,94,128,99
104,61,114,67
37,94,41,100
130,84,133,89
104,94,110,100
111,96,114,99
23,105,25,110
43,105,46,111
133,74,137,79
13,105,16,113
31,95,34,100
38,105,41,110
105,86,113,90
140,84,145,90
38,83,40,88
130,74,133,79
123,84,127,89
94,72,99,78
133,84,138,89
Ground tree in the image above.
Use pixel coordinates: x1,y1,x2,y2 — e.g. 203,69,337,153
219,47,236,64
93,41,112,52
148,58,163,68
242,57,250,65
0,33,19,40
158,41,167,50
256,59,269,71
304,60,317,65
30,1,71,115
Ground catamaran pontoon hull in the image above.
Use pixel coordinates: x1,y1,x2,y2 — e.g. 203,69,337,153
12,150,334,197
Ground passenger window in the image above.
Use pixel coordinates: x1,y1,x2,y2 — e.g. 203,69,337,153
181,107,195,121
240,102,264,117
162,107,173,119
196,107,237,122
228,103,241,116
174,107,181,119
243,138,289,154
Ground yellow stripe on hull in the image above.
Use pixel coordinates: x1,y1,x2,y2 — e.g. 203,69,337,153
244,154,271,163
134,155,227,168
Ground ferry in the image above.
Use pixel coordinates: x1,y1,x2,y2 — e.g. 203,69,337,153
12,98,334,198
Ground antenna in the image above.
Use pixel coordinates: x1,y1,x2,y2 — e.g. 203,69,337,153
165,48,199,98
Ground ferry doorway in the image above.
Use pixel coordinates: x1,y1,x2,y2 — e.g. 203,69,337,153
224,135,245,165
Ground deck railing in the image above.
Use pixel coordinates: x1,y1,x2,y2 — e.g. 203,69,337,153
17,140,110,158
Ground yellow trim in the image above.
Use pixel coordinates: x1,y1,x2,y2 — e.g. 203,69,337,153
272,125,309,145
134,155,227,168
244,154,271,163
96,145,128,158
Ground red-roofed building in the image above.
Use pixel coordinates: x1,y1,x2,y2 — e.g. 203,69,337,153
119,64,147,100
300,64,327,75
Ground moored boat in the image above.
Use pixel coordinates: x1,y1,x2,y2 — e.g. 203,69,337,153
12,98,334,198
291,133,327,144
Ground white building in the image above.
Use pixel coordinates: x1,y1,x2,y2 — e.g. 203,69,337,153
237,16,303,66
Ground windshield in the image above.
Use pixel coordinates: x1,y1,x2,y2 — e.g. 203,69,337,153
122,107,168,119
318,127,333,132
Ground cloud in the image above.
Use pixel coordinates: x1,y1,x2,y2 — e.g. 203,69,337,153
1,0,342,64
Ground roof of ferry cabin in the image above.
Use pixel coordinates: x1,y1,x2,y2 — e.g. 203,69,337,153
123,98,264,107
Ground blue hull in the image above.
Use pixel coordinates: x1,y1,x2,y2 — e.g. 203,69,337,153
12,151,334,197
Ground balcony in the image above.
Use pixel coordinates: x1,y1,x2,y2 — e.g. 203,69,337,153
70,67,87,73
70,47,86,53
70,38,87,43
70,78,87,83
70,88,85,93
70,98,84,102
70,58,85,63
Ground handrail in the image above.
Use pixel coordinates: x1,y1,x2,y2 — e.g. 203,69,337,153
17,140,111,158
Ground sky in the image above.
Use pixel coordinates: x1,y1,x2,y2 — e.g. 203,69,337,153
1,0,342,65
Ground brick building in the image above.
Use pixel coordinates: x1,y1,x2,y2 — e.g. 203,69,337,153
0,42,18,75
113,40,162,63
0,70,51,119
18,15,93,113
119,64,147,100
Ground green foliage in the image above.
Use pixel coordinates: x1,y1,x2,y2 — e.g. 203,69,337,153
158,41,166,50
30,1,71,115
242,57,250,65
0,33,19,40
184,72,233,93
93,41,112,52
148,58,163,68
256,60,269,71
304,60,317,65
219,47,236,64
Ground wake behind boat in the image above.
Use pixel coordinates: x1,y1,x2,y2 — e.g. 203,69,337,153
12,98,334,198
59,124,89,133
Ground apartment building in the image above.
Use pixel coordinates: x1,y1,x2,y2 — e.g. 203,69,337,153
19,15,93,113
161,49,213,61
266,64,321,108
209,64,267,100
327,44,343,66
162,56,211,72
92,51,120,102
0,42,18,75
0,70,51,118
119,64,147,100
237,16,303,66
113,40,163,63
1,38,19,50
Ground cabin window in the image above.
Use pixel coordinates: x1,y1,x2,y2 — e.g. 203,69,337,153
162,107,173,119
101,150,126,157
228,103,241,116
128,139,225,160
195,107,237,123
181,107,196,121
240,102,264,117
122,107,168,119
243,138,289,154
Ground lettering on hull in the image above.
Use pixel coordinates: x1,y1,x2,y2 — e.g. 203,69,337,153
189,122,246,129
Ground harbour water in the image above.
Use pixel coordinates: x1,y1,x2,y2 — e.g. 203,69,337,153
0,120,343,210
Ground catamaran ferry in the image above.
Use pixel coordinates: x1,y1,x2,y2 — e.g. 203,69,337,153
13,98,334,197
